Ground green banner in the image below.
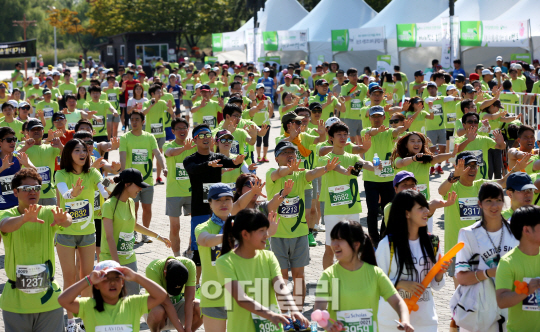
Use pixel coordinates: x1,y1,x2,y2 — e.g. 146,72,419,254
511,53,532,63
460,21,482,47
377,55,392,73
262,31,278,51
212,33,223,53
204,56,218,65
331,29,349,52
258,56,281,65
396,24,416,48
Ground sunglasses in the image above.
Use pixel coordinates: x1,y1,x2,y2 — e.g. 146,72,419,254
466,163,478,170
243,181,254,188
389,119,401,124
197,133,212,139
17,185,42,192
466,120,479,125
294,120,302,125
21,106,31,110
1,137,18,143
83,140,94,146
311,109,323,113
219,138,233,144
53,118,66,122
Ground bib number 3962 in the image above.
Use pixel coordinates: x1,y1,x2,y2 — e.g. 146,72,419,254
337,309,374,332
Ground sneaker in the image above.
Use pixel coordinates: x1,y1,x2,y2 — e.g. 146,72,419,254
79,323,86,332
314,224,325,232
308,232,317,247
293,319,311,331
183,249,194,259
122,126,126,132
66,322,81,332
261,157,269,162
257,158,262,163
436,165,444,174
142,235,153,243
134,231,139,244
283,318,295,332
429,166,436,176
156,177,164,185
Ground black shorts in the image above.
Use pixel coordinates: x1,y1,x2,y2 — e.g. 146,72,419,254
446,130,453,141
192,249,201,266
95,218,102,247
94,136,109,159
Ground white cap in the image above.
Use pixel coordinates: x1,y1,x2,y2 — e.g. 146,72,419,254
94,260,124,276
263,67,270,72
18,101,29,107
32,77,40,85
496,56,503,61
481,69,492,75
494,67,502,73
52,71,60,76
514,64,523,70
56,64,62,70
325,116,341,128
204,64,211,69
6,100,18,108
194,83,202,89
446,85,456,91
169,74,176,79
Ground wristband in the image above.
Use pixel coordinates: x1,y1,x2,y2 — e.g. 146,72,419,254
474,271,481,282
484,269,489,279
85,275,92,286
278,189,285,198
156,234,161,240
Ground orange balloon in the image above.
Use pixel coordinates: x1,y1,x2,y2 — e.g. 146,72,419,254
514,280,529,295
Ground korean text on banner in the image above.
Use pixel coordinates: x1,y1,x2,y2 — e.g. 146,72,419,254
277,30,308,52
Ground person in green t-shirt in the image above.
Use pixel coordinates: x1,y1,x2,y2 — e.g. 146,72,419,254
44,76,62,104
76,69,91,90
181,69,198,124
145,257,202,332
216,208,310,332
507,124,540,174
35,88,60,131
410,70,428,98
87,85,119,143
58,260,167,332
163,118,197,256
247,84,274,162
0,168,72,332
119,112,168,244
24,77,44,111
340,68,369,143
496,205,540,332
314,220,414,332
58,70,77,99
11,62,25,92
509,68,527,93
308,79,344,121
503,172,537,220
191,84,223,129
0,102,24,141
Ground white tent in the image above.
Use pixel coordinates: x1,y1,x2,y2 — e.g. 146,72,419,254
399,0,523,77
286,0,377,67
335,0,448,81
215,0,308,64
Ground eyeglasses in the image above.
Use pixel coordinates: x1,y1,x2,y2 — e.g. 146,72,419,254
1,137,17,143
175,127,189,131
466,163,478,170
231,114,242,119
197,133,212,139
465,120,479,125
294,120,302,125
219,138,233,144
83,140,94,146
389,119,401,124
17,185,42,192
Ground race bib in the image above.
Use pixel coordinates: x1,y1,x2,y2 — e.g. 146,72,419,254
65,200,91,224
92,116,105,128
351,98,363,110
108,93,117,102
447,113,456,124
144,91,148,98
132,149,148,165
264,85,272,95
15,264,50,294
203,182,235,203
278,196,300,218
94,190,101,211
459,197,481,221
471,150,485,166
211,245,222,266
378,160,394,177
128,90,133,99
337,309,374,332
230,140,240,155
150,123,164,135
431,104,443,116
186,84,194,91
328,185,353,207
522,278,540,311
68,123,77,131
43,107,54,119
96,325,133,332
64,90,72,95
36,166,51,184
16,81,22,88
117,232,135,257
252,304,284,332
0,174,14,195
213,89,219,98
417,184,428,198
172,90,179,100
175,163,188,180
203,116,216,129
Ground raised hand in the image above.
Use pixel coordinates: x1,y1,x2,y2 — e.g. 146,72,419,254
225,121,238,134
267,211,280,237
248,163,258,171
514,152,533,171
361,134,372,150
316,119,326,135
244,124,257,138
454,159,470,178
442,191,457,207
14,152,30,167
493,130,505,146
51,206,70,227
282,179,294,197
88,270,107,285
71,178,84,198
0,154,14,173
233,154,246,165
287,159,305,172
91,157,105,169
183,138,196,150
111,161,121,173
256,100,266,110
377,125,389,133
466,125,477,141
403,117,414,130
250,178,266,197
24,134,35,148
22,204,44,224
325,157,341,172
114,266,138,282
110,137,120,151
50,137,63,149
258,124,270,137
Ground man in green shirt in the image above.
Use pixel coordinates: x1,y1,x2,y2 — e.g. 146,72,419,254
0,102,24,141
410,70,427,98
58,69,77,98
509,68,527,93
496,205,540,332
87,86,118,146
394,65,408,93
340,67,368,143
182,69,197,124
503,172,537,220
24,77,44,113
0,168,72,332
11,62,25,93
190,84,222,129
481,69,494,92
76,69,91,90
35,88,60,131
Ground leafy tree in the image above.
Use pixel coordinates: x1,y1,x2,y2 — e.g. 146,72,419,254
47,7,97,59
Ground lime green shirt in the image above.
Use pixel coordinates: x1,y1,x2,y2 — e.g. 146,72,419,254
443,98,461,130
454,135,497,180
143,100,167,138
406,110,430,135
340,82,368,120
183,78,196,100
275,132,317,170
25,144,60,199
36,100,59,130
511,78,527,93
395,157,431,199
58,82,77,96
119,131,159,186
424,97,445,131
361,128,395,182
104,87,121,109
309,95,338,120
193,99,221,129
146,256,196,303
87,100,113,137
409,80,427,98
163,141,197,197
0,119,24,141
24,86,44,108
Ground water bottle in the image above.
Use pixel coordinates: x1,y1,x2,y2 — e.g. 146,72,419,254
311,321,318,331
373,153,381,176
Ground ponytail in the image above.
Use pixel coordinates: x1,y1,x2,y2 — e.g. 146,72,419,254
220,209,270,256
330,220,378,267
221,215,236,255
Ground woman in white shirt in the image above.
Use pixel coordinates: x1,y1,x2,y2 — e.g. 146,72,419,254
126,83,148,115
455,182,518,332
376,189,449,332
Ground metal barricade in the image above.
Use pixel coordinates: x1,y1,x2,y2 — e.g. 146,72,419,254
499,91,539,129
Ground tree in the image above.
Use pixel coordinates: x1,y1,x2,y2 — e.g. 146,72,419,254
46,7,97,59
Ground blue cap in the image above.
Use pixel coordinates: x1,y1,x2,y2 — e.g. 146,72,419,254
208,183,234,200
369,105,385,116
414,70,424,77
368,82,379,90
393,171,417,187
507,172,536,191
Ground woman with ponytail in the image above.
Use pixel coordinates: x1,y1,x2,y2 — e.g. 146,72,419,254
100,168,171,295
314,220,414,332
376,190,449,331
216,209,310,332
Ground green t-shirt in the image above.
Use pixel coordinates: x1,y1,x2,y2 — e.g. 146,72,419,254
318,152,362,215
424,97,444,131
422,84,448,98
75,294,149,332
193,99,221,129
0,205,63,313
200,72,210,84
55,168,102,236
163,141,196,198
278,104,298,135
252,99,272,126
409,80,427,98
454,135,497,180
216,250,283,332
104,87,121,109
502,208,514,220
395,157,431,200
340,82,368,120
443,179,488,251
361,128,395,182
275,132,317,170
195,218,225,308
300,69,311,80
266,169,309,238
11,71,25,89
511,78,527,93
532,81,540,95
359,100,389,128
24,86,44,108
406,110,430,135
495,246,540,332
65,109,83,131
25,144,60,199
77,78,91,90
308,94,338,120
100,196,138,265
49,87,62,103
146,256,196,303
76,99,89,111
183,78,196,99
383,202,392,225
143,100,167,138
87,100,113,137
119,131,159,186
324,72,338,89
208,81,224,101
278,84,302,96
0,119,24,141
58,82,77,97
500,92,520,115
316,263,398,329
443,98,461,130
36,100,60,130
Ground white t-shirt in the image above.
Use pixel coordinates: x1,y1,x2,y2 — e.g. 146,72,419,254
376,236,444,332
127,97,148,110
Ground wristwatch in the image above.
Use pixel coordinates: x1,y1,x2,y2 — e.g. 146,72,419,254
448,171,460,183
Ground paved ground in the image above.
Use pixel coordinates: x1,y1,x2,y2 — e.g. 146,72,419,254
0,111,477,331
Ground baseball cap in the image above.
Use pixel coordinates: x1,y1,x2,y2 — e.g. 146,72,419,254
222,64,229,69
42,88,52,95
208,183,234,200
393,171,417,187
94,260,124,276
45,76,53,81
281,111,304,124
299,60,306,65
52,112,66,121
275,141,298,157
427,82,437,88
369,83,383,94
32,77,40,85
200,84,211,91
117,168,150,188
315,79,329,86
455,74,465,82
414,70,424,77
204,64,211,69
256,83,265,90
47,65,53,70
492,100,504,109
456,151,478,165
496,56,503,61
325,116,340,128
216,129,233,140
27,118,44,131
309,102,323,112
481,69,492,75
369,106,385,116
263,68,270,72
462,84,475,94
52,71,60,76
507,172,536,191
285,74,292,79
165,259,190,296
469,73,479,81
6,100,18,108
169,74,176,79
446,85,456,91
194,83,202,90
514,63,522,70
18,101,30,108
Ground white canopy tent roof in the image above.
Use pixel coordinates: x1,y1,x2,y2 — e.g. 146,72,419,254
335,0,448,80
286,0,377,67
216,0,308,64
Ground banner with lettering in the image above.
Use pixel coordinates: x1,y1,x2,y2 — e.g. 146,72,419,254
332,27,385,52
212,31,245,52
460,20,529,49
397,23,442,47
0,39,37,59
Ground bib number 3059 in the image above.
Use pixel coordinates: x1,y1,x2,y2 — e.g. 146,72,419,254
337,309,374,332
